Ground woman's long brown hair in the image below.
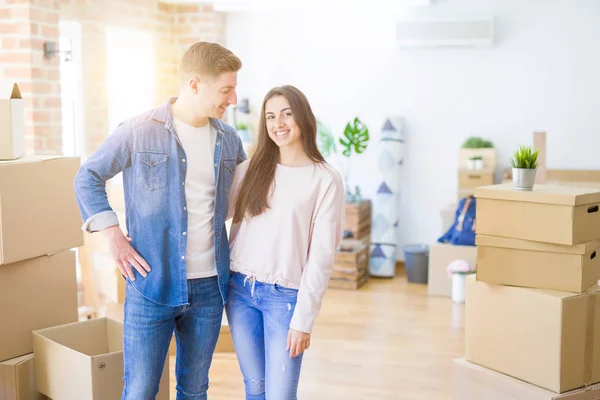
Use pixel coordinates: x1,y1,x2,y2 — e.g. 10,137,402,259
233,85,325,223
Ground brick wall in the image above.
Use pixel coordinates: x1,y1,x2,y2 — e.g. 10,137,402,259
0,0,227,157
0,0,62,154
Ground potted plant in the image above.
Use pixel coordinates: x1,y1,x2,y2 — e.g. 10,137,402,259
509,145,539,191
461,136,495,170
467,156,484,170
235,121,251,142
317,117,370,203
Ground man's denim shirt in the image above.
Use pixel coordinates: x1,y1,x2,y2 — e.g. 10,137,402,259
74,98,247,307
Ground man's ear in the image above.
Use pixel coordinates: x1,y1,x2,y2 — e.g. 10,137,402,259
189,77,200,93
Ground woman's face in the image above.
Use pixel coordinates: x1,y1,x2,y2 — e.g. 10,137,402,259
264,95,302,149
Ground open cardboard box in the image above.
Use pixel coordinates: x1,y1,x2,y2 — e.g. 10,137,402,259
33,318,169,400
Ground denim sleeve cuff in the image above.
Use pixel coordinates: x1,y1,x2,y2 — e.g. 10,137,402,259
82,210,119,233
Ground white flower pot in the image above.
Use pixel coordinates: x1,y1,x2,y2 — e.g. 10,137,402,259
452,273,467,303
512,168,537,191
467,159,484,170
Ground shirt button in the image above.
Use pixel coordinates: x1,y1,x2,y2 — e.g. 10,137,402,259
181,256,185,260
182,182,185,186
216,256,219,261
216,142,221,146
215,232,219,237
183,207,186,211
214,163,217,167
182,158,186,163
183,231,187,236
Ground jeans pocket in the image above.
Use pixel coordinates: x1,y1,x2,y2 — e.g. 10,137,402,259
272,283,298,297
136,151,168,191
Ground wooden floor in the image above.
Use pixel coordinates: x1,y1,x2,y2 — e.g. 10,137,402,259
169,268,465,399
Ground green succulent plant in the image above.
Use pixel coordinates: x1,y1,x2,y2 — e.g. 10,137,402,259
510,145,539,169
462,136,494,149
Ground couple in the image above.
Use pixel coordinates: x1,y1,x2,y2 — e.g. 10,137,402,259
74,41,344,400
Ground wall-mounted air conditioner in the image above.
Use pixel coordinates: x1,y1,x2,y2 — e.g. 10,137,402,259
396,16,495,48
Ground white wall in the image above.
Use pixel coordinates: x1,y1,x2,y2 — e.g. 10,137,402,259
225,0,600,257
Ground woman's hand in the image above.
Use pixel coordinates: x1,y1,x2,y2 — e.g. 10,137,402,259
286,328,311,358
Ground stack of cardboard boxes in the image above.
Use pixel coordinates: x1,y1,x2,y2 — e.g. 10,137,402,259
458,146,496,200
455,183,600,399
0,82,170,399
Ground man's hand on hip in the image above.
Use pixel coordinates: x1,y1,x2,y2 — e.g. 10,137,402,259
101,226,151,281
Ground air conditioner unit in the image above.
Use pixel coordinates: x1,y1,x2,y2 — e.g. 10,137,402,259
396,17,494,48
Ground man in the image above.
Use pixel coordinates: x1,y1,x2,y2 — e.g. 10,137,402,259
74,41,246,399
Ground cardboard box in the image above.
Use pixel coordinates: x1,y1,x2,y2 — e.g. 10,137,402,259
0,251,78,362
458,188,475,200
0,82,25,160
428,243,477,297
88,253,126,304
474,184,600,245
0,354,46,400
459,148,496,169
0,156,84,265
465,276,600,393
33,318,170,400
458,169,495,189
106,180,125,212
476,235,600,293
453,358,600,400
441,203,457,234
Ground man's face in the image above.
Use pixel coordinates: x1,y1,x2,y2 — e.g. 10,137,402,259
192,71,238,119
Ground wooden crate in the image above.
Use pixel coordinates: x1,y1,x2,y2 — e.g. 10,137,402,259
329,239,369,290
344,200,371,240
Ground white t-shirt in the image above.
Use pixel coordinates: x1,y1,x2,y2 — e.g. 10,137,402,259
173,118,217,279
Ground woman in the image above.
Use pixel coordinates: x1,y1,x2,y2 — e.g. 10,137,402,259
226,85,345,399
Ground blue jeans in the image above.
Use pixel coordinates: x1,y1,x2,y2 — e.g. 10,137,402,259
225,272,304,400
122,276,223,400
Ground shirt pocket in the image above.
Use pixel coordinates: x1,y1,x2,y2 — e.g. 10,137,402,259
136,151,168,191
222,159,237,194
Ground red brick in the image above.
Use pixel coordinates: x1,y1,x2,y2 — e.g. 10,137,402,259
32,111,51,123
41,24,59,38
28,7,46,22
43,97,61,109
4,66,31,79
19,38,44,50
0,8,13,19
31,67,45,79
46,68,60,80
0,52,31,63
2,37,17,49
175,5,199,13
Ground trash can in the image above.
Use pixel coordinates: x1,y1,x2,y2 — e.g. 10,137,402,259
403,244,429,284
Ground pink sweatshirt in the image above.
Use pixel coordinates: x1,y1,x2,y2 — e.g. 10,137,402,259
227,159,345,333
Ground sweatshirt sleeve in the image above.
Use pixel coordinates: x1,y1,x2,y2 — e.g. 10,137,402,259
227,159,250,221
289,168,345,333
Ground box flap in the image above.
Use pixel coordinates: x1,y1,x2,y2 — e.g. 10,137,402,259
476,235,600,255
474,184,600,206
0,82,22,99
0,155,73,166
453,358,600,400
